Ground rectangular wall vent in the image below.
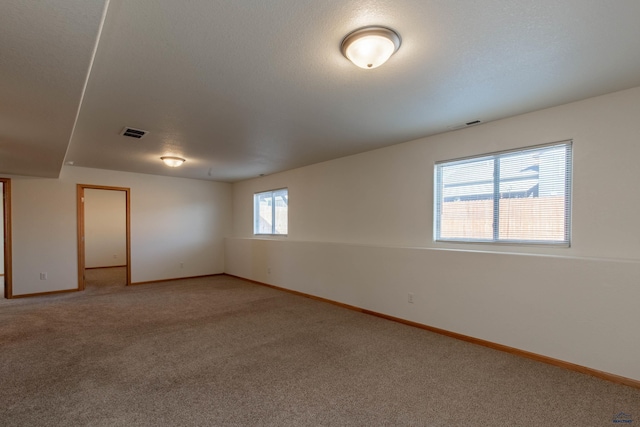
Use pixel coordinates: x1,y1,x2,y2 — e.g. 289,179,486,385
447,120,483,131
120,127,148,139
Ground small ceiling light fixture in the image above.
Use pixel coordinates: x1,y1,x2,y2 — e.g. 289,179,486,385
341,26,401,69
161,156,186,167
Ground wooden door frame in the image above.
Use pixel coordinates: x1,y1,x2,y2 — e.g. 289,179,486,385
77,184,131,290
1,178,12,299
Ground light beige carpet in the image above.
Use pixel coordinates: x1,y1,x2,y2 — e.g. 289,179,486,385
1,269,638,426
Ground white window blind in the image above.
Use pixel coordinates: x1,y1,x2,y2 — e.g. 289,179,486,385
435,141,572,245
254,188,288,235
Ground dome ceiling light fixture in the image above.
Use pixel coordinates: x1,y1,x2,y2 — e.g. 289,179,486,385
341,26,401,69
161,156,186,167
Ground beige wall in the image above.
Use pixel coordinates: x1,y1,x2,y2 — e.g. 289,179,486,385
227,86,640,381
84,188,126,268
11,166,232,295
232,86,640,259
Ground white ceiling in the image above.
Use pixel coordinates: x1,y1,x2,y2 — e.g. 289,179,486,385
3,0,640,182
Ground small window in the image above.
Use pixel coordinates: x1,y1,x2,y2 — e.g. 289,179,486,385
435,141,572,245
254,188,288,235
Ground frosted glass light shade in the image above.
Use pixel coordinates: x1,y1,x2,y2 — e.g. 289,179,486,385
161,156,186,167
341,26,401,69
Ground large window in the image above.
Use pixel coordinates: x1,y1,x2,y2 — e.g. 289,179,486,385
435,141,572,245
254,188,288,235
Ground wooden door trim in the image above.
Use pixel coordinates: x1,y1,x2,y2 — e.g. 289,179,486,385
1,178,12,299
77,184,131,290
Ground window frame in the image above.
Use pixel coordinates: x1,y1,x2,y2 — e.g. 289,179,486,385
434,141,572,246
253,188,288,236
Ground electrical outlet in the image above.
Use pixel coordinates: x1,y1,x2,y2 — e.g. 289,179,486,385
267,267,271,274
113,254,117,259
408,293,414,304
180,262,184,268
40,273,48,280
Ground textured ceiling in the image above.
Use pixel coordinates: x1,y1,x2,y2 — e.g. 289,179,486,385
0,0,106,177
3,0,640,181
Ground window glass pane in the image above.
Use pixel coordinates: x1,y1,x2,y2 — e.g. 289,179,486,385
273,189,288,235
498,147,567,241
253,188,288,235
439,158,494,240
435,142,571,245
256,192,273,234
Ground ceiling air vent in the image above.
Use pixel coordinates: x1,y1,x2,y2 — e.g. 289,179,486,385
120,127,148,139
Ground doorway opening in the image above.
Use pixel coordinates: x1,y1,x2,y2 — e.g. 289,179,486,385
1,178,12,299
77,184,131,291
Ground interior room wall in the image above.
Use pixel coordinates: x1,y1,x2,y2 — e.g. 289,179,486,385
11,166,232,295
226,86,640,382
84,188,126,268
